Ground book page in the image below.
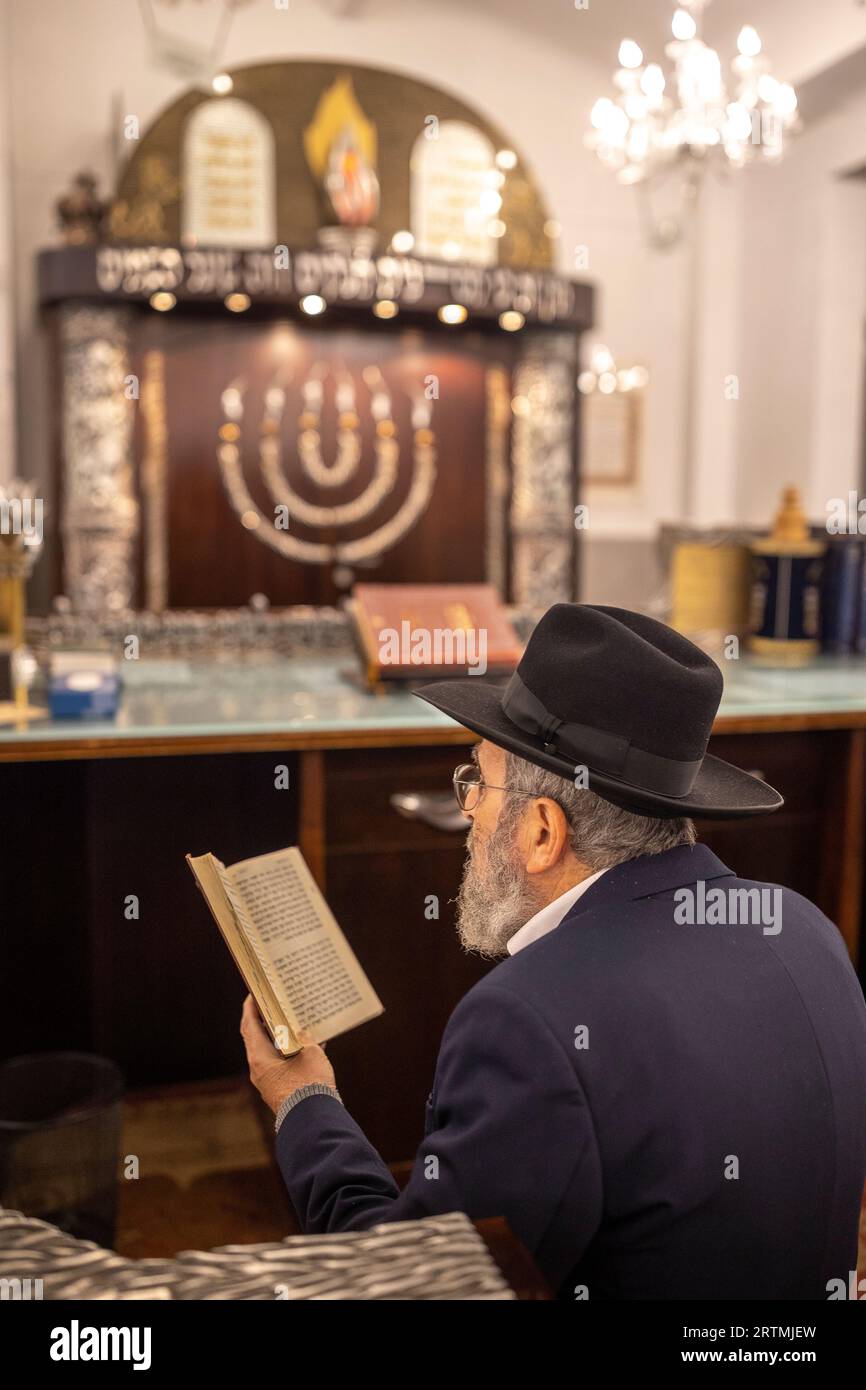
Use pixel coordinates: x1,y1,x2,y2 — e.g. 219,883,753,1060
226,847,383,1044
186,853,299,1055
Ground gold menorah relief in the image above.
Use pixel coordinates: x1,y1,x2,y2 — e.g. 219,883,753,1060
217,363,437,566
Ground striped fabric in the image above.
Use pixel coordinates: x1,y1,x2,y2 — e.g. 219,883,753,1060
0,1207,515,1301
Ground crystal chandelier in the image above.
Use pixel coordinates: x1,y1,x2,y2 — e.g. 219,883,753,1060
587,0,800,192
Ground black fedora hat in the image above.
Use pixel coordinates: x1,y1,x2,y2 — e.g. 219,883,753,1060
414,604,783,819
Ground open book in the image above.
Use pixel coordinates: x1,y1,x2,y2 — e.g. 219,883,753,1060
186,846,383,1056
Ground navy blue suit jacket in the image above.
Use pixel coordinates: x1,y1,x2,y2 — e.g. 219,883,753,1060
275,845,866,1299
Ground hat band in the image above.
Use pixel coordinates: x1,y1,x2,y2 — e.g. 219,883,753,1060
501,672,703,798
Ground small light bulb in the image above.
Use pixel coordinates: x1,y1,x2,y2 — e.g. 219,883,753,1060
726,102,753,142
758,74,779,104
640,63,665,99
438,303,468,325
212,72,233,95
498,310,525,332
671,9,697,42
618,39,643,70
591,97,614,130
299,294,326,316
390,229,415,254
776,83,798,116
590,344,615,374
373,300,399,320
737,26,762,58
149,291,176,312
495,148,518,170
224,292,250,313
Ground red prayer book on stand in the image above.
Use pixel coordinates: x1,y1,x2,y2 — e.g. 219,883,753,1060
346,583,523,686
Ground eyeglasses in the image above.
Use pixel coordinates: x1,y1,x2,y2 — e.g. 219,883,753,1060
452,762,530,813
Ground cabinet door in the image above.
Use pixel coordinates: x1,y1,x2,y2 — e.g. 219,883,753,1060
321,745,490,1162
699,729,846,926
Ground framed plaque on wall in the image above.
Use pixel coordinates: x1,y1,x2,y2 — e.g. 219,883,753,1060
581,387,642,488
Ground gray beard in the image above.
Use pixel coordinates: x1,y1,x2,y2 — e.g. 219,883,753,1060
455,815,544,958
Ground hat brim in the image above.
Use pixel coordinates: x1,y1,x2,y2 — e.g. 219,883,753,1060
415,678,783,820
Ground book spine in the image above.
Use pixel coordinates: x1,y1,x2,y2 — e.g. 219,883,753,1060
821,539,860,654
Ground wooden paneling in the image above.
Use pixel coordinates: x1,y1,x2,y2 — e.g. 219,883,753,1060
305,743,488,1158
324,743,472,851
0,760,93,1058
1,752,300,1080
133,320,514,610
701,729,861,946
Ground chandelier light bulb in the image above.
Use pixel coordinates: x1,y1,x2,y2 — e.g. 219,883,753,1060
693,45,723,104
776,83,798,116
640,63,665,99
671,9,697,42
757,73,780,104
590,97,613,130
726,102,753,142
587,3,800,213
590,344,615,374
625,91,648,121
737,26,762,59
618,39,643,70
591,97,629,142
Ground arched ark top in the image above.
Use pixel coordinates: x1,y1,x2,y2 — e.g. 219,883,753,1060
107,59,556,270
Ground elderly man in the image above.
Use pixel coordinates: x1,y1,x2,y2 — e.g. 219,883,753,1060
242,604,866,1300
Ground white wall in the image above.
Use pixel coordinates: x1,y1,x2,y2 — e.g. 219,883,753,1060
1,0,689,561
735,88,866,526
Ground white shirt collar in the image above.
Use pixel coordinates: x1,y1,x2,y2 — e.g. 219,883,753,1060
506,869,608,956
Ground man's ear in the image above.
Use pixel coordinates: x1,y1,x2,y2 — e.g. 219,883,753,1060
523,797,571,875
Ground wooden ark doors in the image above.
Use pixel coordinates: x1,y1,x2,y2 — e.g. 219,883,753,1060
132,317,516,610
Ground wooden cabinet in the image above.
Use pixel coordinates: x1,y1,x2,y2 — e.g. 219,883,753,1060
317,745,488,1160
1,722,862,1166
702,727,864,961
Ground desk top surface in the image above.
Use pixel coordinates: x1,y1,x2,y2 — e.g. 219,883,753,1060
2,654,866,759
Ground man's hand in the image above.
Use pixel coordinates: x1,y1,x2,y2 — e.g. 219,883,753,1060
240,995,337,1114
